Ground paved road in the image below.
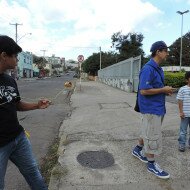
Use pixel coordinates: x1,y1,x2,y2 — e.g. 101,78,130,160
166,92,178,104
4,74,74,190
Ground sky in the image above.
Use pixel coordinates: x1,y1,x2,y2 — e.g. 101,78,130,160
0,0,190,61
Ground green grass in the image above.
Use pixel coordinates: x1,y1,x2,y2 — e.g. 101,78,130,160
40,137,60,184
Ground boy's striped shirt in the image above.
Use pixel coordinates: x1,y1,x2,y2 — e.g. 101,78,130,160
177,85,190,117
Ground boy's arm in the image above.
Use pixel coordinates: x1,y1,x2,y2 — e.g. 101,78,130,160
16,99,50,111
178,100,184,118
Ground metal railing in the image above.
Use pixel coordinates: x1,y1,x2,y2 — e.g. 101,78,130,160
98,55,141,92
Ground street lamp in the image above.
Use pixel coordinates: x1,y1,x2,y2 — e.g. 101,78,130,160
177,10,189,71
99,46,102,70
17,32,32,43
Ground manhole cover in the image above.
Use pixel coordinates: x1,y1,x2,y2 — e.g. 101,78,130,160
77,150,115,169
99,102,130,109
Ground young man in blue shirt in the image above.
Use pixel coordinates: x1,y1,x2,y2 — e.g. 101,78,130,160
132,41,174,179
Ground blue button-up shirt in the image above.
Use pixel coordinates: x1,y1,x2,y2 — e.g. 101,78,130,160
138,59,166,116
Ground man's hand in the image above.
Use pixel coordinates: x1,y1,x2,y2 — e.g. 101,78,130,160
38,99,51,109
162,86,176,95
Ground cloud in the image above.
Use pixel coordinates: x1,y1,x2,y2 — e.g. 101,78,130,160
0,0,162,60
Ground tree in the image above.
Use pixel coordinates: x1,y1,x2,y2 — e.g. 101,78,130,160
111,31,144,62
82,53,99,76
82,31,145,75
33,54,47,77
168,31,190,66
82,51,117,75
33,55,47,69
44,68,50,76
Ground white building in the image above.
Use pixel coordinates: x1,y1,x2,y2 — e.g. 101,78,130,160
65,59,78,69
45,55,65,75
162,66,190,72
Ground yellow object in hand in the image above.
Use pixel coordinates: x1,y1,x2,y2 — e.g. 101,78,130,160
24,130,30,138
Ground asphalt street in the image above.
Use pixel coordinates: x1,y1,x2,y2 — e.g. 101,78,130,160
4,74,74,190
166,93,178,104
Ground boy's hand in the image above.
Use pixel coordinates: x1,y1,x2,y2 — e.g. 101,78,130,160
180,112,185,119
38,99,51,109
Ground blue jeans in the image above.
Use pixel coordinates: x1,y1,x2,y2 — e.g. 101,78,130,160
178,117,190,147
0,132,47,190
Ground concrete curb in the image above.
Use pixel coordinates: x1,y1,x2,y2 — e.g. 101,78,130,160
48,81,76,190
48,133,69,190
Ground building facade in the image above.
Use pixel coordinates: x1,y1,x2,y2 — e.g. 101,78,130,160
18,51,33,78
65,59,78,69
45,55,64,75
32,63,39,77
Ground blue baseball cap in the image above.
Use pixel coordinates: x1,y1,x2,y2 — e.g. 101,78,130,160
150,41,168,52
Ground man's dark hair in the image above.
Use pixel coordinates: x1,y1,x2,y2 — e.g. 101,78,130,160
185,71,190,80
151,51,156,57
0,35,22,56
151,49,166,57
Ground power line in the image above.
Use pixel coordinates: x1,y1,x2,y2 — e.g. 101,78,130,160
66,46,98,49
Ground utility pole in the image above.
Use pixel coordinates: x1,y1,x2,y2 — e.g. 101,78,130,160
9,23,23,79
40,49,47,58
9,23,23,43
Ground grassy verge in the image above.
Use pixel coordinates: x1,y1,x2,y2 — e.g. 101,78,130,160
40,137,60,184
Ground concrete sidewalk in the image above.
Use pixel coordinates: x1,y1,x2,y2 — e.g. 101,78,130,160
49,81,190,190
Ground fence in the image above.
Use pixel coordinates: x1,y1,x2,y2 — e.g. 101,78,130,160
98,55,141,92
